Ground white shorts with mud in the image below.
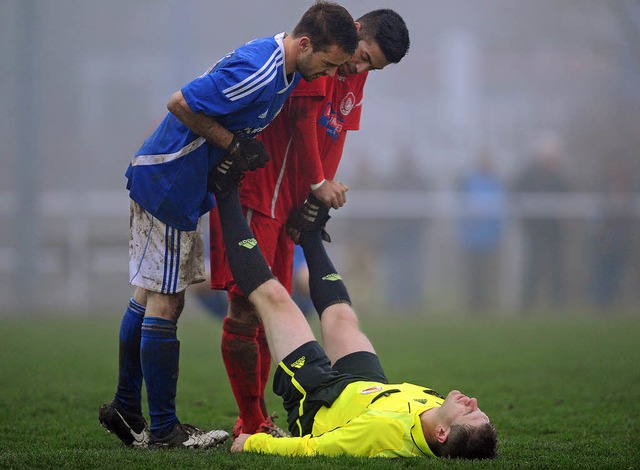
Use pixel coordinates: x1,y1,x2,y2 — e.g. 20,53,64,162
128,200,205,294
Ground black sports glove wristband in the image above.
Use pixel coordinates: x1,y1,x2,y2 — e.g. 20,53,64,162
227,135,270,170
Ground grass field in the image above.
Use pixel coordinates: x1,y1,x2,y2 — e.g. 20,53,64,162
1,310,639,469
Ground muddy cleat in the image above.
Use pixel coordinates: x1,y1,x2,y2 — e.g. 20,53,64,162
233,414,289,438
234,414,291,438
286,193,332,244
257,414,290,438
208,134,270,194
232,417,244,439
148,423,229,450
99,400,149,448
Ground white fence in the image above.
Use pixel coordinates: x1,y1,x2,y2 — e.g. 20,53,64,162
1,190,639,313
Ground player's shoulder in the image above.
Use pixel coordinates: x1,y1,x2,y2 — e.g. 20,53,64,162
234,34,282,67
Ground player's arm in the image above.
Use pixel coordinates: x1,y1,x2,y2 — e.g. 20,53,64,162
167,91,234,150
290,96,347,210
236,413,411,458
312,130,348,209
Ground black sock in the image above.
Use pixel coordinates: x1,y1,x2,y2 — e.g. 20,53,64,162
300,230,351,318
215,188,274,297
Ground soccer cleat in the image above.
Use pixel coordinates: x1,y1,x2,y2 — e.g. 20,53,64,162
148,423,229,450
98,400,149,448
207,135,269,194
232,417,244,439
233,414,290,438
286,194,332,243
257,414,290,438
207,161,246,194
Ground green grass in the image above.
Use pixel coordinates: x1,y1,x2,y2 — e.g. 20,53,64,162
1,311,639,469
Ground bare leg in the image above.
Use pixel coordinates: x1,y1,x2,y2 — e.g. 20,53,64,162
319,303,375,365
248,279,315,365
145,290,185,322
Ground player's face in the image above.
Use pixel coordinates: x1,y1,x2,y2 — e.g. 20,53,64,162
337,39,390,76
440,390,490,428
297,44,352,82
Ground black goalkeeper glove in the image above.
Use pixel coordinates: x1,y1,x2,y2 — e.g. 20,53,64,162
226,134,270,171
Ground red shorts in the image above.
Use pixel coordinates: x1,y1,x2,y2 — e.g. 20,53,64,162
209,206,295,299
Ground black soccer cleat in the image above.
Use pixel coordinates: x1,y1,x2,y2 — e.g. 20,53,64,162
99,400,149,448
148,423,229,450
207,159,246,194
287,193,332,243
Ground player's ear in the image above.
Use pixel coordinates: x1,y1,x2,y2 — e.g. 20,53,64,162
298,36,312,52
354,21,361,32
436,424,449,444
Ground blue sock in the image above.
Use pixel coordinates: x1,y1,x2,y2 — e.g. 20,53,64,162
114,298,145,414
141,316,180,437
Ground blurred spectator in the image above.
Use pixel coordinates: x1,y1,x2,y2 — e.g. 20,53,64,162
512,133,570,311
456,148,507,313
378,149,429,311
588,160,633,310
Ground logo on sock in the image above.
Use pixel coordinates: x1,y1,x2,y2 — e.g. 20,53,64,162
290,356,306,369
322,273,342,281
238,238,258,249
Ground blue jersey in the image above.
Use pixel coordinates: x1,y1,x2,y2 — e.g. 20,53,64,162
126,33,300,230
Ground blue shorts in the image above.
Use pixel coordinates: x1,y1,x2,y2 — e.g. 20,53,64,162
273,341,388,436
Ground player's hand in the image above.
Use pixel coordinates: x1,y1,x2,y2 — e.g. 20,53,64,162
311,179,348,209
227,135,270,171
231,433,251,453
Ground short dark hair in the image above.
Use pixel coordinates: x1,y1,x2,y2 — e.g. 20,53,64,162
292,1,359,56
431,423,498,460
356,9,410,64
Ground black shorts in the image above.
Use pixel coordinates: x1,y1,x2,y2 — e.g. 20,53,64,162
272,341,388,436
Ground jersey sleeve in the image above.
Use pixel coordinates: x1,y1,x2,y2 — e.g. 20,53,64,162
181,70,246,118
321,129,347,181
181,53,267,118
244,411,414,458
290,94,325,186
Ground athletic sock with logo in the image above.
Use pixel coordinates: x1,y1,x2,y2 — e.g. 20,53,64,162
115,298,145,414
300,229,351,318
141,316,180,437
214,187,274,297
221,317,265,433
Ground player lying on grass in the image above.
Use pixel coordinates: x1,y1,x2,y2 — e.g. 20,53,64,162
212,184,498,458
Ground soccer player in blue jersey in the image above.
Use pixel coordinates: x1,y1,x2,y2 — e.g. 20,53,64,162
211,185,498,459
99,1,359,449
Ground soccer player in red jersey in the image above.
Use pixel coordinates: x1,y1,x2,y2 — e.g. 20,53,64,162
209,9,410,437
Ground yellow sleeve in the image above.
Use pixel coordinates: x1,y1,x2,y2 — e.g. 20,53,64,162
244,411,417,458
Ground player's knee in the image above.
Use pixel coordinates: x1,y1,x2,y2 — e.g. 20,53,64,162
323,304,360,328
149,291,185,323
259,279,294,310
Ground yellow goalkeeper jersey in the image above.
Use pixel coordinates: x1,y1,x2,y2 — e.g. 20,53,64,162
245,381,443,458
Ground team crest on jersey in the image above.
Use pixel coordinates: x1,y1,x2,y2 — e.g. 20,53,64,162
321,273,342,282
360,385,383,395
340,92,356,115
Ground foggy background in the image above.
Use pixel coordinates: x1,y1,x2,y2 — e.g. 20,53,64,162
1,0,639,315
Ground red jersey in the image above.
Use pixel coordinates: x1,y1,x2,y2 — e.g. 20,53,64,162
239,72,368,223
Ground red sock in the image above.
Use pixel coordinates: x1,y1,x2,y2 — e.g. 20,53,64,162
256,324,272,418
221,317,265,433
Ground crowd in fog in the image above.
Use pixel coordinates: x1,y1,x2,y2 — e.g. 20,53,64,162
339,132,639,314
